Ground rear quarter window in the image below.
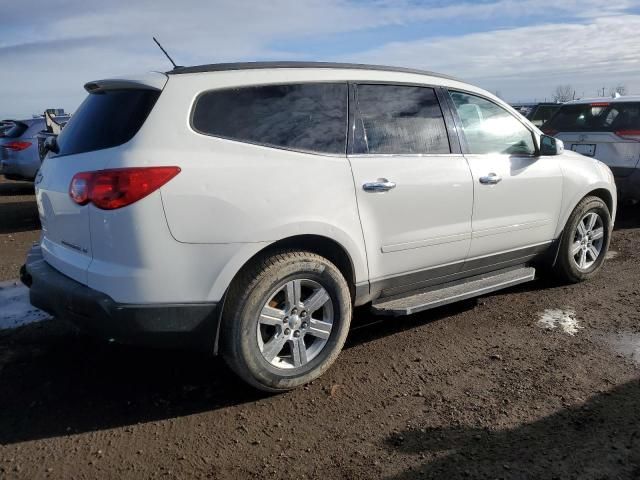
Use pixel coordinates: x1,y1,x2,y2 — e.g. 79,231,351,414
54,89,160,157
191,83,348,155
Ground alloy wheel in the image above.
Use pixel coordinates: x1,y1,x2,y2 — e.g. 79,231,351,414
572,211,604,270
256,279,334,369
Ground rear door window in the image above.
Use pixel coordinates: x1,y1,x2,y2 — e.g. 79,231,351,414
544,102,640,133
192,83,348,155
352,84,450,155
54,89,160,157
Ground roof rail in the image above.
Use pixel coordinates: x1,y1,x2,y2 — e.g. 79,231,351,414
167,61,460,81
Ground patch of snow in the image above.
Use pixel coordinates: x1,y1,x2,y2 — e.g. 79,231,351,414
0,280,50,330
537,308,581,336
605,250,618,260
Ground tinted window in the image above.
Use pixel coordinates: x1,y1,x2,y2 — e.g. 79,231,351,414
353,84,450,154
3,122,28,139
544,102,640,132
450,92,535,155
192,83,347,155
54,89,160,157
528,105,561,126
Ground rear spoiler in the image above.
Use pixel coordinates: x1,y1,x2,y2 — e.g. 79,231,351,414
84,72,168,93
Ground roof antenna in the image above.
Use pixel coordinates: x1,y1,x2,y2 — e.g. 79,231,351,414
153,37,181,70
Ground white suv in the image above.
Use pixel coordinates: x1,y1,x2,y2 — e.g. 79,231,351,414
22,62,617,391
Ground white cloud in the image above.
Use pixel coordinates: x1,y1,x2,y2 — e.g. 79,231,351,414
1,0,639,116
342,14,640,101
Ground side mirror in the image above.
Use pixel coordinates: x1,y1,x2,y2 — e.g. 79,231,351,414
540,134,563,156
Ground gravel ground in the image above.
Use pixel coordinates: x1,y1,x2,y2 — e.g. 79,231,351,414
0,176,639,479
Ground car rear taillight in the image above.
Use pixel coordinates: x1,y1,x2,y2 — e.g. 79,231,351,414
69,172,93,205
1,141,32,151
615,130,640,140
69,167,181,210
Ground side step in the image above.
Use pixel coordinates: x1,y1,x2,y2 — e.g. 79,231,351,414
371,266,536,316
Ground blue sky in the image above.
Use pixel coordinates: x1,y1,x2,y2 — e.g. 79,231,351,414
1,0,640,118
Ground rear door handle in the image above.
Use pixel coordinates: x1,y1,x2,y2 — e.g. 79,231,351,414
479,173,502,185
363,178,396,193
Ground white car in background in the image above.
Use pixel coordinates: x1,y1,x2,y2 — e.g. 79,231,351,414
543,96,640,203
22,62,616,391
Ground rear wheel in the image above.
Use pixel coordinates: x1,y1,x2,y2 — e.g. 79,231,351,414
554,196,611,283
221,251,352,392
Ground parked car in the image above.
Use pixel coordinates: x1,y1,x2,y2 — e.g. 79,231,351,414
542,96,640,204
1,113,69,181
527,102,561,127
510,103,535,117
22,62,617,391
0,120,14,136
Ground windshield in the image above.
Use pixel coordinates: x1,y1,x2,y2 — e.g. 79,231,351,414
544,102,640,132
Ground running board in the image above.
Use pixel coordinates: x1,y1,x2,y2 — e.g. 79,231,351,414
371,266,536,316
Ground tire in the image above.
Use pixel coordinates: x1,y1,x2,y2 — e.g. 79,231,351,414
221,250,352,392
554,196,612,283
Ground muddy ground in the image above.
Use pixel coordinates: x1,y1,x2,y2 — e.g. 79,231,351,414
0,176,639,479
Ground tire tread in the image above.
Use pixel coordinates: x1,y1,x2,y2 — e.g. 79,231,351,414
554,195,611,283
221,249,351,392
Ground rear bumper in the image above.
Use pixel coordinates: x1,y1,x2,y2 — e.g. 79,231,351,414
22,245,220,350
0,152,39,181
611,167,640,202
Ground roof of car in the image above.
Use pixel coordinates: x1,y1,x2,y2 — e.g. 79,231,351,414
167,61,460,81
564,95,640,105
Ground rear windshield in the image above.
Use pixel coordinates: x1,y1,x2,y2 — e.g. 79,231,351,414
2,123,28,138
544,102,640,132
54,89,160,157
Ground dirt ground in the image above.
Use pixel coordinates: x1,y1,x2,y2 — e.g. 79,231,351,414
0,176,639,479
0,180,39,282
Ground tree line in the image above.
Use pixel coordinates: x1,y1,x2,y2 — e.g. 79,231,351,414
552,84,628,102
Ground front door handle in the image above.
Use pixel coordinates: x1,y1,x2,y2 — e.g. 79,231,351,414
363,178,396,193
479,173,502,185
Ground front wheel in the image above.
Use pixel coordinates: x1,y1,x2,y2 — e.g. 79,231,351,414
221,251,352,392
554,196,612,283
